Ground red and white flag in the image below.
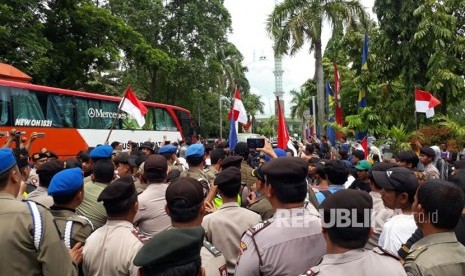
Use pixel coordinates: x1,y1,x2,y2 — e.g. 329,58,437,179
415,89,441,118
228,88,248,124
277,96,297,155
120,85,148,127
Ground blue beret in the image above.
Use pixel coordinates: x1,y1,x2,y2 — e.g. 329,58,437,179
264,148,287,162
185,144,205,158
89,145,113,159
158,145,177,155
0,148,16,174
48,168,84,196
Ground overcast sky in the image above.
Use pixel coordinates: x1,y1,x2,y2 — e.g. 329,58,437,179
223,0,375,117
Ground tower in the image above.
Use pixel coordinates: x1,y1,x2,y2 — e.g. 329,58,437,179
273,0,284,117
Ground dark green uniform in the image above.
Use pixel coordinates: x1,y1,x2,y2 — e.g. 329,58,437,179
248,195,275,221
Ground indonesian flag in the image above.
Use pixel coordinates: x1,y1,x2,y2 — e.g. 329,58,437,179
277,96,297,155
119,85,148,127
360,136,368,159
415,89,441,118
228,88,248,124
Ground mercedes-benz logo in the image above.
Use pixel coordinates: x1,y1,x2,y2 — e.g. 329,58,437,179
88,108,96,118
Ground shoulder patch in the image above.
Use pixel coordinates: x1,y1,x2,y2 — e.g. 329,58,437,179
132,229,150,243
301,266,319,276
219,265,227,276
248,218,273,236
373,246,401,261
405,246,428,262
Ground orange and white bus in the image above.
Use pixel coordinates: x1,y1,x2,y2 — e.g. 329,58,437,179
0,78,194,158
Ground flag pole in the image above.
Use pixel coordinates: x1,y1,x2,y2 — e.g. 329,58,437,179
105,89,127,144
414,86,418,130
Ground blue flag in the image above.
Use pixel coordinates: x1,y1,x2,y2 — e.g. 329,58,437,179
228,116,237,151
325,81,336,146
361,33,368,72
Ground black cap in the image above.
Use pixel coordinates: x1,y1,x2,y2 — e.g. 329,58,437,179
133,227,204,269
420,147,436,158
372,167,419,193
97,176,136,203
320,189,373,228
139,141,155,153
144,155,167,174
215,167,241,188
114,153,137,167
221,156,242,169
44,151,58,159
37,160,65,187
233,142,249,156
32,152,47,162
251,168,264,182
166,177,204,208
261,156,308,183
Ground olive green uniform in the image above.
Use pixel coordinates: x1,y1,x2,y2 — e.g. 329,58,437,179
50,207,94,249
240,160,255,190
0,193,77,275
404,232,465,276
248,195,275,221
76,181,107,230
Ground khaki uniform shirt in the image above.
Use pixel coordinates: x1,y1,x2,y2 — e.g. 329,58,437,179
181,167,212,195
26,167,40,187
50,207,94,249
240,161,255,190
365,192,394,250
0,193,77,276
300,248,406,276
77,181,107,230
248,195,275,221
235,208,326,276
202,202,261,274
133,183,170,237
83,220,145,276
201,239,228,276
27,186,54,208
404,232,465,276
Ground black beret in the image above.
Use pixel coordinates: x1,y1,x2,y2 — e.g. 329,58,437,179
261,157,308,182
320,189,373,228
133,227,204,269
166,177,204,208
144,155,167,174
420,147,436,158
97,176,136,203
233,142,249,156
221,156,243,169
44,151,58,159
215,167,241,188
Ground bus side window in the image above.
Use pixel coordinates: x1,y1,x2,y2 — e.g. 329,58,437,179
0,86,10,126
46,94,75,127
76,98,101,129
10,88,45,124
154,107,177,131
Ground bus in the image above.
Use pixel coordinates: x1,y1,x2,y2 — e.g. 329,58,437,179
0,78,194,158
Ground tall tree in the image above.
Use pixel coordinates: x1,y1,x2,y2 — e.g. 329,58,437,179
267,0,367,135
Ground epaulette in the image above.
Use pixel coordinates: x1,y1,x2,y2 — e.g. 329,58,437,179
247,218,273,236
23,199,47,210
300,266,319,275
373,246,401,261
405,246,428,262
204,239,222,257
132,229,150,243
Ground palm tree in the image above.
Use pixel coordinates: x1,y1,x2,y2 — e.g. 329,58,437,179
290,88,311,138
242,93,265,133
267,0,367,135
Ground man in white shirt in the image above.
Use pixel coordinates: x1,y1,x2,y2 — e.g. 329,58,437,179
372,167,419,256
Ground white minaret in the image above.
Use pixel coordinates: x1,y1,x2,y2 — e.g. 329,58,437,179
273,0,284,117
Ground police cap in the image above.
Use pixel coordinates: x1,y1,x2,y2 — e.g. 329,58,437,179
0,148,16,174
158,145,177,155
32,152,48,162
261,156,308,183
48,168,84,196
215,167,241,188
221,156,242,169
133,227,204,269
89,145,113,160
185,144,205,158
166,177,204,208
97,176,136,203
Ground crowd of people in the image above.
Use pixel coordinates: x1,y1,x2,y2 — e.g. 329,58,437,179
0,128,465,276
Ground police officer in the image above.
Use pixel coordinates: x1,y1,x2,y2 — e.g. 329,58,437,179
0,148,78,275
404,180,465,275
114,152,142,190
300,189,406,275
83,176,146,276
158,144,183,172
203,167,261,275
27,160,64,208
164,177,227,275
235,157,325,276
180,144,214,194
134,227,205,275
27,152,48,188
84,145,113,184
48,167,94,248
232,142,256,190
247,168,274,220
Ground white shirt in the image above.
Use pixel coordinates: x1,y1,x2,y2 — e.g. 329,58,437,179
378,214,416,256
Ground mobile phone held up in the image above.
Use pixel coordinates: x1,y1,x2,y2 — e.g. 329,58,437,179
247,138,265,149
36,133,46,138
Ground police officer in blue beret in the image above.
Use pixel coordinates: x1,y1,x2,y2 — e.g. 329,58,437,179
158,145,183,172
180,144,214,195
0,149,78,275
48,167,94,250
84,145,114,184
